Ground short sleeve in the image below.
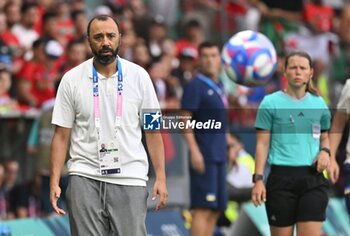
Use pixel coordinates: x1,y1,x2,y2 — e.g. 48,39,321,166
17,62,35,82
255,96,273,131
140,68,160,110
320,98,331,131
181,79,201,111
52,75,75,128
320,109,331,131
337,79,350,114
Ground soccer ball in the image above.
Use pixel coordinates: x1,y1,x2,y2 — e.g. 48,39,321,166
222,30,277,87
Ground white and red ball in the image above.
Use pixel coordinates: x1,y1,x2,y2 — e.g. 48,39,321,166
222,30,277,87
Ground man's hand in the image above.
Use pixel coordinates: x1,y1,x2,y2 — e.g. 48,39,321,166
50,185,66,215
152,179,168,211
190,148,205,174
327,159,340,184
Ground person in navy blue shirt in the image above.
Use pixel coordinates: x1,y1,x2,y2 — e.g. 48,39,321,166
181,41,228,236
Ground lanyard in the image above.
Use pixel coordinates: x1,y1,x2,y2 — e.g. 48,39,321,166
93,57,123,140
197,73,228,108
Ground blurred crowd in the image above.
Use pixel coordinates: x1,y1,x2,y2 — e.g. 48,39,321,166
0,0,349,222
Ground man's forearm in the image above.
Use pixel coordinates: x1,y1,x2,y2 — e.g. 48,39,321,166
329,112,348,160
145,132,166,180
50,128,70,186
182,130,200,153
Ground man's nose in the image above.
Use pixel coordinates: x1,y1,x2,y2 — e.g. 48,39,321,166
101,36,111,46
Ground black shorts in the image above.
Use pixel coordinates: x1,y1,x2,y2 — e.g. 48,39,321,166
265,165,329,227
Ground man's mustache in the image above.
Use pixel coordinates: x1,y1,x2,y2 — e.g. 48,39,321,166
99,47,113,53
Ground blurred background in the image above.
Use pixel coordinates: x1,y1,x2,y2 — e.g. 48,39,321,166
0,0,350,235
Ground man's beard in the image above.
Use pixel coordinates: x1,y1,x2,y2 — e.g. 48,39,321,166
92,45,119,65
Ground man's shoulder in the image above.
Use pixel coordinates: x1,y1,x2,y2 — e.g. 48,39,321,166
342,79,350,92
119,57,146,73
63,58,92,78
184,75,203,88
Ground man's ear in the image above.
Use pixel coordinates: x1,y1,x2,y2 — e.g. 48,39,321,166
118,34,122,47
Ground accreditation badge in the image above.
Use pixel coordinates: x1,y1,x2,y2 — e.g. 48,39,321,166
312,123,321,139
98,139,121,175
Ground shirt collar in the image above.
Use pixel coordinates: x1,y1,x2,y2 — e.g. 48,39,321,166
87,57,120,80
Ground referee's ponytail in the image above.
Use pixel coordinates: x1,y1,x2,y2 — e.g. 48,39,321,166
305,78,319,96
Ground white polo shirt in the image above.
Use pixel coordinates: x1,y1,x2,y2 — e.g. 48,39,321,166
52,58,160,186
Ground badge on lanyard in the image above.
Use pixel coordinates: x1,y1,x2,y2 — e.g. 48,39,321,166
93,57,123,175
312,123,321,139
98,140,121,175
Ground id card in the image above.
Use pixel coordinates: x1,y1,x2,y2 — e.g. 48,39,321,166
312,123,321,139
98,139,121,175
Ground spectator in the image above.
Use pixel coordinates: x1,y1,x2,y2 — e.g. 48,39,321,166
217,133,255,228
0,164,7,220
132,38,152,70
171,47,198,88
0,12,22,74
0,0,6,11
16,37,63,108
252,0,303,54
339,3,350,44
33,0,57,35
3,160,19,194
128,0,148,19
16,38,45,108
175,19,203,58
71,10,88,41
59,39,87,74
3,159,19,219
71,10,91,58
331,3,350,97
148,0,179,30
226,133,255,203
4,2,21,29
41,11,66,47
180,0,219,42
147,15,168,62
0,67,18,112
93,5,113,17
149,61,180,109
55,1,75,43
303,0,335,34
312,59,330,105
119,19,137,60
11,2,40,60
9,173,42,218
0,38,12,73
70,0,85,12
